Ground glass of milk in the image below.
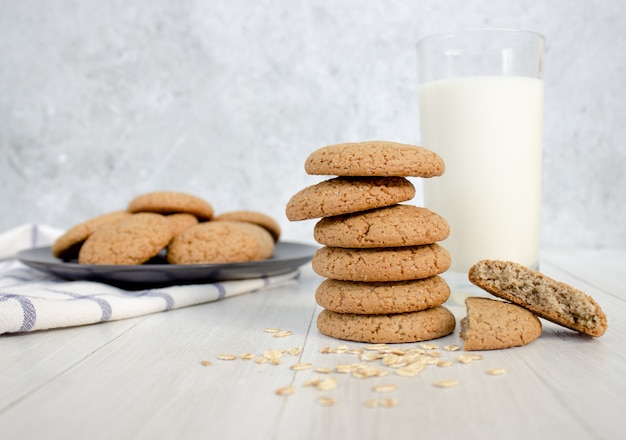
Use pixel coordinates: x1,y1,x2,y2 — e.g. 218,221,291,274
416,29,544,300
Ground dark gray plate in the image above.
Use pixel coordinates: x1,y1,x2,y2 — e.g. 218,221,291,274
16,242,318,289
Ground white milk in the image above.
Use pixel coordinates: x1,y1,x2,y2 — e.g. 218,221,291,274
419,75,543,272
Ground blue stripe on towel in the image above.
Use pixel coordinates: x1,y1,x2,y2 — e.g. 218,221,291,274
214,283,227,299
0,294,37,331
45,289,113,322
142,290,175,311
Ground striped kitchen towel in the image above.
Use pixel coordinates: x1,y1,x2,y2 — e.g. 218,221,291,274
0,224,299,335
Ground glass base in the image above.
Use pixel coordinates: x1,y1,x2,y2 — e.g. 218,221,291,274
441,270,489,307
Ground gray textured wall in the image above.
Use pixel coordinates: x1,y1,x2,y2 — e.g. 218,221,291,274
1,0,624,248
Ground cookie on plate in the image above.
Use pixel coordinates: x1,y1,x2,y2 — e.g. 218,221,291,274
304,140,445,178
214,210,281,242
460,297,542,351
231,221,275,260
315,276,450,314
468,260,608,337
314,204,449,248
167,221,274,264
128,191,214,221
52,210,132,260
78,213,173,265
312,243,451,282
165,213,199,236
286,177,415,221
317,306,456,343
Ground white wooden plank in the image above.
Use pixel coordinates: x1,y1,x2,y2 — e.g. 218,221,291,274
0,315,149,411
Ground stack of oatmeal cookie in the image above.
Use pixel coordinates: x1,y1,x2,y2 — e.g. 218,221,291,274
286,141,455,344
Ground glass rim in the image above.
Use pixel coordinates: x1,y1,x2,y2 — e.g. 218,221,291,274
416,27,545,48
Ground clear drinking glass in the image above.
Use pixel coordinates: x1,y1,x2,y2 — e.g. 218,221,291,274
416,29,545,303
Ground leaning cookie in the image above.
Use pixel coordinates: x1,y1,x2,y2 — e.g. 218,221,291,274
78,213,173,265
304,140,445,177
128,191,214,220
214,210,281,242
315,276,450,314
286,177,415,221
317,307,456,344
460,297,542,351
314,204,449,248
52,210,132,260
468,260,607,337
312,244,451,282
165,213,199,236
167,221,273,264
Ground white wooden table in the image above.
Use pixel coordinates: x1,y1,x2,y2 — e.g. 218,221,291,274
1,249,625,440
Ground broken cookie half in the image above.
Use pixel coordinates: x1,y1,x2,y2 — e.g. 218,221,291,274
468,259,607,337
460,297,542,351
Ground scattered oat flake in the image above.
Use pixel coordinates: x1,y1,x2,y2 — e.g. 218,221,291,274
319,346,333,354
372,384,397,393
382,353,403,366
364,399,378,408
200,360,212,366
456,355,474,364
264,349,283,360
352,363,386,379
434,379,460,388
273,330,292,338
303,377,321,387
347,348,363,355
379,398,398,408
316,377,338,391
395,363,426,377
487,368,506,376
334,344,349,353
275,386,296,396
264,327,281,333
287,347,303,356
335,364,353,374
315,367,332,374
217,354,237,361
458,353,483,363
291,362,313,371
437,360,454,368
317,396,336,406
255,357,268,364
444,344,461,352
419,343,439,350
360,352,384,362
364,344,389,351
240,353,255,360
